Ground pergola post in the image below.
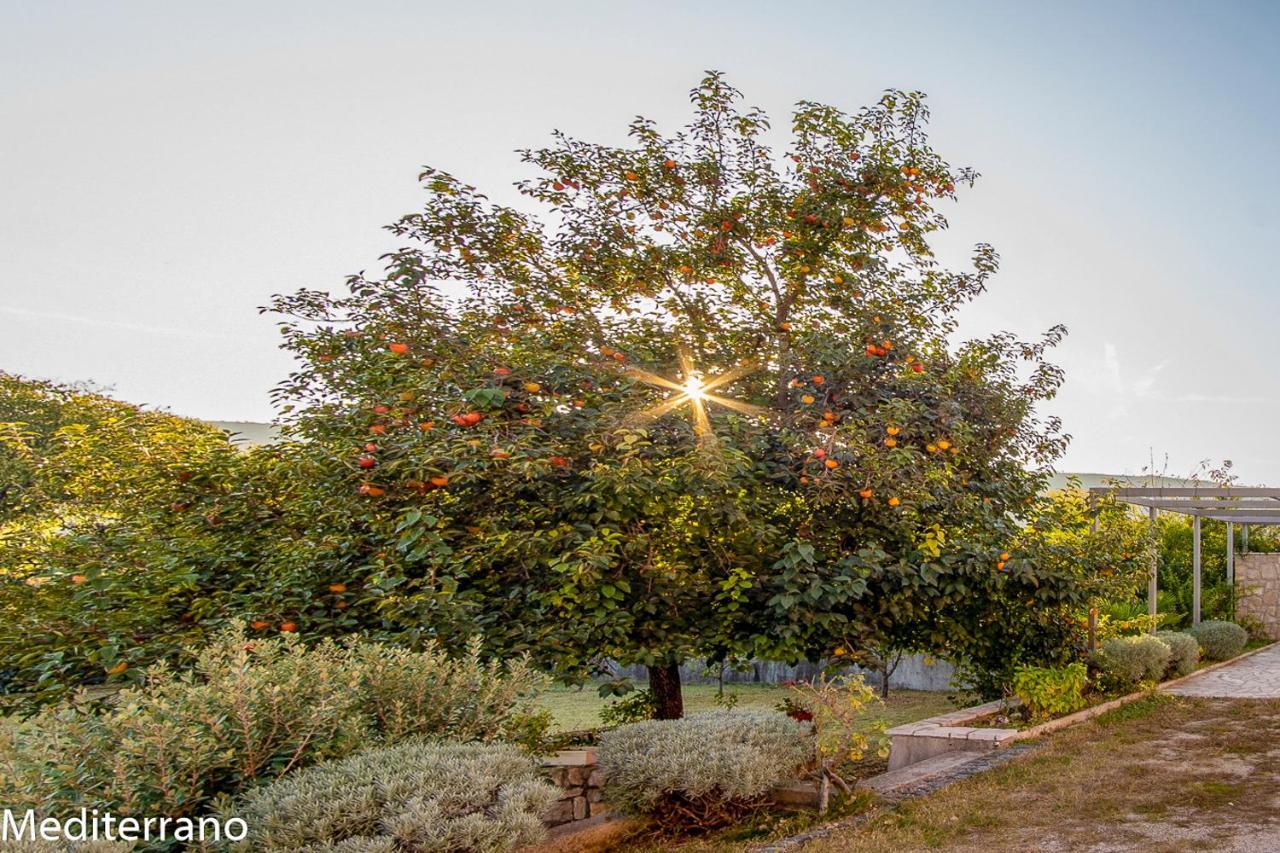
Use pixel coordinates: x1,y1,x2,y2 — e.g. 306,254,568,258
1192,515,1202,626
1227,520,1235,620
1148,505,1158,628
1243,523,1250,554
1087,494,1099,651
1227,521,1235,586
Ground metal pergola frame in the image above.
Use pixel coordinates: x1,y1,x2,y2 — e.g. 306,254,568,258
1089,486,1280,625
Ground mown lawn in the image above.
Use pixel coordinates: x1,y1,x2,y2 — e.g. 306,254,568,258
538,682,954,733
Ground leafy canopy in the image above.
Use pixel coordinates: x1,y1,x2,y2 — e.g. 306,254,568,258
267,73,1072,688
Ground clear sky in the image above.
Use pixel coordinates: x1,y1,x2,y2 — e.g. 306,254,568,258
4,1,1280,481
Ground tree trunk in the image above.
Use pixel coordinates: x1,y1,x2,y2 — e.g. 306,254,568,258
648,663,684,719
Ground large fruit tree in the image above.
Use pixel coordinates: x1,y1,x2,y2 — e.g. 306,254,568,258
268,74,1081,716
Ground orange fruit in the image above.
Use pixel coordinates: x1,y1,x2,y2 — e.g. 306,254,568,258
71,574,87,584
388,342,409,354
523,382,541,393
886,426,900,436
329,583,347,594
429,475,450,488
859,488,873,499
1000,552,1010,562
106,661,128,675
813,448,827,459
418,421,435,431
937,439,952,450
888,496,901,507
825,459,839,469
812,375,825,385
801,394,815,405
251,620,270,630
884,438,897,448
280,622,298,633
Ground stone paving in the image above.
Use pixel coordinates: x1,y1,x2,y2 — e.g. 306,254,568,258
1164,643,1280,698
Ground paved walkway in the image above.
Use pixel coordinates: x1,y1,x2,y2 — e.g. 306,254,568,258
1164,643,1280,698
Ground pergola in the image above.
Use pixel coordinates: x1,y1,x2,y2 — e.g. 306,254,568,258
1089,486,1280,624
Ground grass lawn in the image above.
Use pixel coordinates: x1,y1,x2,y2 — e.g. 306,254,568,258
538,683,955,734
805,693,1280,852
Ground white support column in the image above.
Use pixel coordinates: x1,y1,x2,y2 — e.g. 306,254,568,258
1227,520,1236,621
1227,521,1235,586
1243,523,1250,554
1148,505,1158,626
1192,516,1202,626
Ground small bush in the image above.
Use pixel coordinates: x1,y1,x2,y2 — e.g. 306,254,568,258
1236,614,1271,645
232,741,557,852
1154,631,1200,677
599,710,814,830
599,688,658,727
1092,635,1171,692
784,674,886,813
1188,620,1248,661
1011,662,1088,719
0,625,549,820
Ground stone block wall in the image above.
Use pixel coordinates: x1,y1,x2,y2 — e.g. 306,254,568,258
1236,553,1280,639
540,749,607,828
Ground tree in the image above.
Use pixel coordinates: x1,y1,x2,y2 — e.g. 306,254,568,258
0,373,249,706
265,73,1077,717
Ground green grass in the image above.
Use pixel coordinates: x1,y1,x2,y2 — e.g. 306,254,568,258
538,682,955,733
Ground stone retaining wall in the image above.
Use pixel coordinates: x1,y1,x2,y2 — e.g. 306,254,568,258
1237,553,1280,639
540,749,607,828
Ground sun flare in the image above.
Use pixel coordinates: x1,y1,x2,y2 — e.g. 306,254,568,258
618,347,769,445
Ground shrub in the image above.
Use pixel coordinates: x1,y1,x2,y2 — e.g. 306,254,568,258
784,674,886,813
1187,620,1248,661
599,688,658,727
599,710,814,829
1092,635,1171,692
0,625,549,820
349,638,550,747
1011,662,1088,720
1235,614,1271,645
232,741,557,852
1153,631,1200,677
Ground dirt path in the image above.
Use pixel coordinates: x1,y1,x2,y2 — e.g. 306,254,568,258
804,695,1280,852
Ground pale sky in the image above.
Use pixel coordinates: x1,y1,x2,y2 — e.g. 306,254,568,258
4,1,1280,481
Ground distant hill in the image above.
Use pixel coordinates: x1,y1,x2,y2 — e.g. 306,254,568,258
207,421,280,446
